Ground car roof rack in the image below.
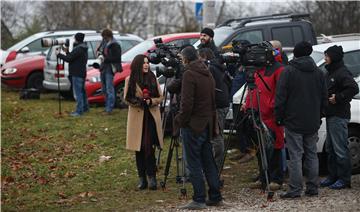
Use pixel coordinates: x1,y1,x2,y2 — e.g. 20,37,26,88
217,13,310,28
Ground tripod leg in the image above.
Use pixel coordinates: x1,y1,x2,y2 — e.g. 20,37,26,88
160,137,175,189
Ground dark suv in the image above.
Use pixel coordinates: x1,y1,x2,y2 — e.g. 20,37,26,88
194,13,317,53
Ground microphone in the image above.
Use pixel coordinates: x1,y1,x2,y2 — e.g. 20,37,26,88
143,88,150,99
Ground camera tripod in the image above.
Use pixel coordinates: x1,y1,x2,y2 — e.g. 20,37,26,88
157,76,187,198
219,65,275,201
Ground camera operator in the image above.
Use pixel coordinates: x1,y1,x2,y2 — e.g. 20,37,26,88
198,28,220,59
56,33,88,117
198,48,229,173
175,47,224,209
99,28,122,115
124,54,164,190
241,41,285,191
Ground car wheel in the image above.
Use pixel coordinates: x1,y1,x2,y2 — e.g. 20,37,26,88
349,126,360,174
27,72,44,91
115,83,127,108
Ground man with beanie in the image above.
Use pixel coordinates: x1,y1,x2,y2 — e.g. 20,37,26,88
99,28,122,115
320,45,359,189
275,41,328,198
198,27,220,58
57,33,89,117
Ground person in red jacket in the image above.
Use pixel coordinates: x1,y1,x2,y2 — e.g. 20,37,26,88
241,41,285,191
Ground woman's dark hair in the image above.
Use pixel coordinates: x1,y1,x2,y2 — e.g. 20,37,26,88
126,54,159,101
181,46,198,62
198,48,215,60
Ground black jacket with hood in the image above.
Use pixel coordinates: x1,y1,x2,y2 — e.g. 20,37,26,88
275,56,328,134
58,42,88,78
325,61,359,119
207,59,229,108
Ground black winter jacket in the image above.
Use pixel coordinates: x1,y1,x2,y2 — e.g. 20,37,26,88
101,39,122,73
207,59,229,108
58,42,88,78
325,61,359,119
275,56,328,134
198,40,220,59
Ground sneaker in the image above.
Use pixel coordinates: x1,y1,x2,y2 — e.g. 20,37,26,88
178,201,206,210
249,180,262,189
304,190,318,197
70,112,81,117
329,180,351,190
238,153,254,163
280,191,301,199
269,182,282,191
320,178,335,187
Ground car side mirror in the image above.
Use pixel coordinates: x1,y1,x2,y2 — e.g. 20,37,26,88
18,46,30,53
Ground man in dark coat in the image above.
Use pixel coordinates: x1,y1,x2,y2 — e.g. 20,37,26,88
175,47,223,210
99,28,122,114
320,45,359,189
198,27,220,58
275,41,328,198
57,32,88,117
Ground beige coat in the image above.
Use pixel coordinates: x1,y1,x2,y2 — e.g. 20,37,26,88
124,76,164,151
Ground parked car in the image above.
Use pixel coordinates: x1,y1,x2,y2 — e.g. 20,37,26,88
1,54,45,90
43,33,143,98
232,40,360,173
1,30,97,66
193,13,317,54
85,32,200,107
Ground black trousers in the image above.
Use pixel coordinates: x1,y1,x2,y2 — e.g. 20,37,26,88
136,147,156,177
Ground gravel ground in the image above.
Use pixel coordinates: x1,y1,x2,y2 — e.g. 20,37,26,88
157,174,360,211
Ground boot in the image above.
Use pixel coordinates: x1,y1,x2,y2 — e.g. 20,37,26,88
137,177,148,190
148,176,157,190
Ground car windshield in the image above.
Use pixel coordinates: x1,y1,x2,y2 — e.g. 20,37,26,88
193,26,235,48
310,51,325,64
121,40,154,62
288,51,325,64
7,33,44,51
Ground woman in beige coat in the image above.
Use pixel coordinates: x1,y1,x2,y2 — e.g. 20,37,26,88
124,54,164,190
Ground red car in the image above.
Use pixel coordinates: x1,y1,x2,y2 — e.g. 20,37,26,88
1,55,45,90
85,33,200,107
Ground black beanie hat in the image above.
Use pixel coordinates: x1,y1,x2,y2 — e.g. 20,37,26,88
293,41,313,58
325,45,344,63
75,33,85,42
201,28,214,38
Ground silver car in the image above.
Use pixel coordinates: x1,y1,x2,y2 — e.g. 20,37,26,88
43,33,143,98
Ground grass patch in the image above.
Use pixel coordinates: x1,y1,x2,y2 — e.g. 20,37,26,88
1,89,257,211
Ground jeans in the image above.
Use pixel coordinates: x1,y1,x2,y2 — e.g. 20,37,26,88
72,76,88,114
285,128,319,194
101,69,115,112
181,127,222,203
210,107,229,172
326,116,351,185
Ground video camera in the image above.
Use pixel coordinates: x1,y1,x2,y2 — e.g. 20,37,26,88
220,41,275,67
41,38,70,48
148,38,182,78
